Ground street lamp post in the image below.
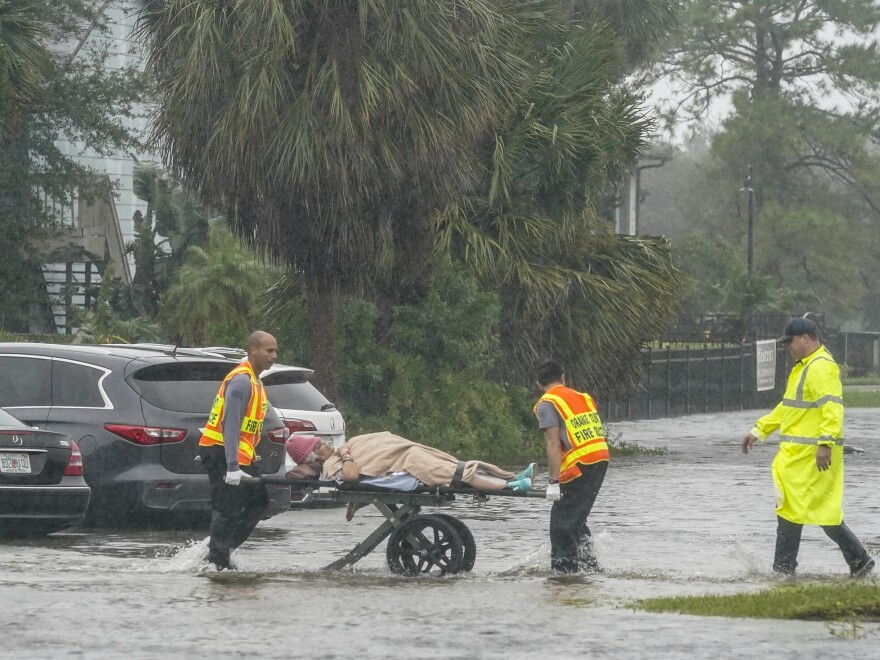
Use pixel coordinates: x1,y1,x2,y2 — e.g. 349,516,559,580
741,166,755,279
737,166,758,343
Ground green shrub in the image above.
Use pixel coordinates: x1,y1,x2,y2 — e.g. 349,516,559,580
0,333,76,344
337,259,538,458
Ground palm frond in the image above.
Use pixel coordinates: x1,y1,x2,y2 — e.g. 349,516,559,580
0,0,49,137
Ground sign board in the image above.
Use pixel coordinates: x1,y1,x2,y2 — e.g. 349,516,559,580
756,340,776,392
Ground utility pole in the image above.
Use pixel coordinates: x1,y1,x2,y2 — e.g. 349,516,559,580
740,166,755,279
738,166,757,343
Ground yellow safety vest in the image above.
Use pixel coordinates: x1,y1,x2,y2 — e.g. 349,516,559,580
535,385,609,483
752,345,844,525
199,361,268,467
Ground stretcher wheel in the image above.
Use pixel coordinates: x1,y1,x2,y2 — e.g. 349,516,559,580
433,513,476,572
386,514,463,576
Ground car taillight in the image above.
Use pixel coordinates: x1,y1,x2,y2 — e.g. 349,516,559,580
104,424,187,445
267,427,289,444
283,419,317,434
64,440,84,477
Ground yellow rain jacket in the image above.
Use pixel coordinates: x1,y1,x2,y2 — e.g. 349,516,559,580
750,345,844,525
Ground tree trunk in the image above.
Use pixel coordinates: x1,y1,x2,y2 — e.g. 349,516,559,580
304,279,339,402
374,201,435,346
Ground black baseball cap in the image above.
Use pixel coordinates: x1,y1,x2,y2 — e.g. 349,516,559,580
777,317,817,343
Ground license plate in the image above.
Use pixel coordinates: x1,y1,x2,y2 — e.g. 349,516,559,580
0,453,31,474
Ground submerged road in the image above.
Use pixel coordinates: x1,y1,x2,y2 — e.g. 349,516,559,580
1,409,878,659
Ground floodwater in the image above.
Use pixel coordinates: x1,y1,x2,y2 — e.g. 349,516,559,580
2,409,878,659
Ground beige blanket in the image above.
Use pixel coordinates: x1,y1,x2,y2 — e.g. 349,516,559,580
321,432,514,486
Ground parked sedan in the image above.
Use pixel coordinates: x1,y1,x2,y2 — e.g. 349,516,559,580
0,407,90,536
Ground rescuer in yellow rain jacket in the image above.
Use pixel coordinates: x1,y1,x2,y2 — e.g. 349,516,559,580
742,317,874,577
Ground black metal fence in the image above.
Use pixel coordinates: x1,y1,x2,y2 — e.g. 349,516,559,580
601,343,789,422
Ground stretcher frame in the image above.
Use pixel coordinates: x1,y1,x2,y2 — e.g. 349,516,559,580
261,477,545,575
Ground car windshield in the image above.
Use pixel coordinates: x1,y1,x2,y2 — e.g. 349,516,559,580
130,362,233,413
0,408,29,428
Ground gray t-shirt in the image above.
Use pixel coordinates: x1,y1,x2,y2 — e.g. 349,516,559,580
536,400,572,450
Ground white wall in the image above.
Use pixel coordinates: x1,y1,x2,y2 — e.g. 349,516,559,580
52,1,156,247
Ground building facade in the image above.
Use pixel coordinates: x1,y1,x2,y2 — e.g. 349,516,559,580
39,1,153,333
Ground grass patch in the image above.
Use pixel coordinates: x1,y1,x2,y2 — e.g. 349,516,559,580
604,428,668,456
635,581,880,620
845,391,880,407
607,439,668,456
843,375,880,386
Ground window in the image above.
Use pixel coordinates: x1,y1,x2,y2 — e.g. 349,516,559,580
0,356,51,407
52,360,107,408
0,408,29,427
131,362,233,413
262,371,333,411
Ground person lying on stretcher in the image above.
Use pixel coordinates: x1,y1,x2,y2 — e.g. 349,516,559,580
285,432,534,494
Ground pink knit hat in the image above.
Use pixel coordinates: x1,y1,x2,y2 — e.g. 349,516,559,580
286,434,321,464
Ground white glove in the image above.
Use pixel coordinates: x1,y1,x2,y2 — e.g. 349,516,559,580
545,482,561,501
224,469,247,486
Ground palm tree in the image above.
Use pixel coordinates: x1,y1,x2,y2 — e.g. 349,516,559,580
0,0,47,139
437,16,686,395
566,0,683,69
139,2,686,398
137,0,532,397
129,158,211,315
72,263,163,344
161,226,274,346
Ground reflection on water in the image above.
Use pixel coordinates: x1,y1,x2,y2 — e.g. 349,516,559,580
2,410,878,658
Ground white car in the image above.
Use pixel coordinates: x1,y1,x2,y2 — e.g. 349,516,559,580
198,348,347,462
260,363,346,448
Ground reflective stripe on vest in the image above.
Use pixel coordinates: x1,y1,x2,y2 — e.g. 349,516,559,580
536,385,609,483
782,394,844,409
199,361,268,466
777,351,843,443
782,356,843,409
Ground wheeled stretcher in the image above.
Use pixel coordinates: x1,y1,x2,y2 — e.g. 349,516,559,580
261,477,545,576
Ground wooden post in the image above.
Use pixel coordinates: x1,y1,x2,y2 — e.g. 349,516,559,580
666,345,672,416
703,345,709,413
